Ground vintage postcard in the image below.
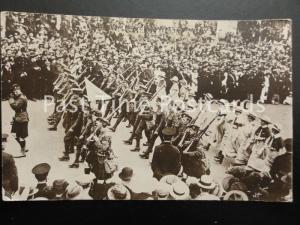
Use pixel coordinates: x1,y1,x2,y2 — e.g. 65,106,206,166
1,11,292,201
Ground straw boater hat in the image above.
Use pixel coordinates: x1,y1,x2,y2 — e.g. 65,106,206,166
260,115,271,124
65,183,83,200
160,175,180,186
107,184,131,200
153,183,171,200
169,180,190,200
197,175,216,190
223,190,249,201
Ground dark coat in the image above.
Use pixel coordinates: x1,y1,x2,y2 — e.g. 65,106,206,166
88,179,115,200
2,152,18,193
9,94,29,123
151,142,181,180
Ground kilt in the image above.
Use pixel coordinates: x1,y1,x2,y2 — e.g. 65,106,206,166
11,121,28,138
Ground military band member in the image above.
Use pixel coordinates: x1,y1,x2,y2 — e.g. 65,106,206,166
9,84,29,158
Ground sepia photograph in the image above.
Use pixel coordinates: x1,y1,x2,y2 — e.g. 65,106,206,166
1,11,293,201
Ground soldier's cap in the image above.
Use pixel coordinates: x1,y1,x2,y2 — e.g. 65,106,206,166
32,163,51,176
2,133,9,141
162,127,176,136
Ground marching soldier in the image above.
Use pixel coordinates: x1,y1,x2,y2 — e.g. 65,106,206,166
59,95,84,161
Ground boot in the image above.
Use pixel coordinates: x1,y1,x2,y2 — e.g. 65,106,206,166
130,136,141,152
139,150,150,159
214,151,224,164
123,133,134,145
69,163,79,168
48,126,57,131
59,155,70,161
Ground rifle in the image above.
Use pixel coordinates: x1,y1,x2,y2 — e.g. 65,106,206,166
182,112,220,153
177,108,203,148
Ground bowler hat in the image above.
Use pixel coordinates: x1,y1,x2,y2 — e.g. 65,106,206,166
119,167,133,181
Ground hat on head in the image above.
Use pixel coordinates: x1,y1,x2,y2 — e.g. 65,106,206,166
119,167,133,181
32,163,51,176
65,183,83,200
271,123,282,131
223,190,249,201
162,127,176,137
107,184,131,200
222,175,240,192
169,181,190,200
2,133,8,142
185,176,199,187
247,112,256,120
260,115,271,124
197,175,216,190
154,183,170,200
75,173,94,188
160,174,180,186
52,179,69,195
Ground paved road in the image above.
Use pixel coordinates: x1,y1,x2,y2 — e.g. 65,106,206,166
1,100,292,196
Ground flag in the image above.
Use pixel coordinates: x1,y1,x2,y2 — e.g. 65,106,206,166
84,78,111,111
